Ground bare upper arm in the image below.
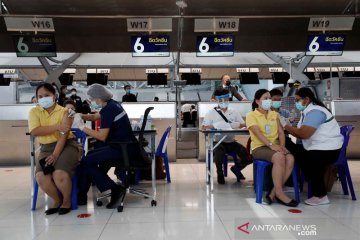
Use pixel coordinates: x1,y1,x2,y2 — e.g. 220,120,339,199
298,125,317,139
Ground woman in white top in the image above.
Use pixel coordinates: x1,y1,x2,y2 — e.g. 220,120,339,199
282,87,343,206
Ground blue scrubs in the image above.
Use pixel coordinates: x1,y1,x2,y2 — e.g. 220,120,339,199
79,99,132,195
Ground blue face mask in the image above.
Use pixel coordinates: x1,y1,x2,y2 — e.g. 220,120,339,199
91,101,102,110
261,99,272,110
295,101,306,112
271,101,282,109
38,96,54,109
125,89,131,94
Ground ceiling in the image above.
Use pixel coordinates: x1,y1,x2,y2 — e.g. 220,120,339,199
0,0,359,53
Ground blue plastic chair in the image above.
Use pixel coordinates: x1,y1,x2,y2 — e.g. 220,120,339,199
223,152,241,182
301,125,356,200
155,126,172,183
31,128,86,211
254,159,300,204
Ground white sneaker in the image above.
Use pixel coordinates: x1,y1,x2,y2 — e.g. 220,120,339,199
283,186,294,193
304,196,330,206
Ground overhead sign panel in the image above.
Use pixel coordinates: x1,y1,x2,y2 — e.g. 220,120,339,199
127,18,172,32
196,35,234,57
13,34,57,57
308,17,354,31
131,35,170,57
306,34,345,56
4,17,55,32
195,18,239,32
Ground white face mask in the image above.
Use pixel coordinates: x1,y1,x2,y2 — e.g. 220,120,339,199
38,96,54,109
219,101,229,109
261,99,272,110
71,91,76,96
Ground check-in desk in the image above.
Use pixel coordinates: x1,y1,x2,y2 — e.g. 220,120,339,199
0,102,176,166
197,102,252,161
330,100,360,159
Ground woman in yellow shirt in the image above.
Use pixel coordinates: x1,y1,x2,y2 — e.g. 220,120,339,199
246,89,297,207
28,83,79,215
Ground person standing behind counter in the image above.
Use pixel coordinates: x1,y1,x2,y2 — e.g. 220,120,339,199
246,89,297,207
280,87,343,206
122,85,137,102
211,74,247,101
28,83,79,215
202,88,252,184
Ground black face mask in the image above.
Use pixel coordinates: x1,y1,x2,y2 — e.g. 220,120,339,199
225,81,231,87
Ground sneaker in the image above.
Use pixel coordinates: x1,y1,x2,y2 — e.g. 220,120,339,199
217,175,225,184
106,185,126,209
304,196,330,206
230,166,246,180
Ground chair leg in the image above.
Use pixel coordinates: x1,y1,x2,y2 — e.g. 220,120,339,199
71,175,78,210
344,164,357,200
255,164,266,204
307,182,313,199
163,154,171,183
338,166,349,196
223,156,228,177
292,165,300,203
31,179,39,211
135,170,140,185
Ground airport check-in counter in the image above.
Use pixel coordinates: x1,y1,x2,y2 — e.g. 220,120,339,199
0,102,176,166
198,102,253,161
329,100,360,159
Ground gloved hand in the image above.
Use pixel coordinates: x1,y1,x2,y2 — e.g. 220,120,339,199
67,108,76,118
279,116,290,128
72,113,85,130
230,122,240,129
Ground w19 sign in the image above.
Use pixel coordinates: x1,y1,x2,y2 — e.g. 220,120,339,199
306,34,346,56
131,35,170,57
13,34,57,57
196,35,234,57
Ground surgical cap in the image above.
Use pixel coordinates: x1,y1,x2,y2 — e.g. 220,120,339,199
87,84,113,101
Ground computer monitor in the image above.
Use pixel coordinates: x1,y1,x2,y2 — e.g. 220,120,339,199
239,72,259,84
319,72,339,80
272,72,290,84
0,75,11,86
86,74,108,86
342,71,360,78
181,73,201,85
59,73,74,86
147,73,167,85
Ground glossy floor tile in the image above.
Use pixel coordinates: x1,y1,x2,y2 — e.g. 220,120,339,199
1,161,360,240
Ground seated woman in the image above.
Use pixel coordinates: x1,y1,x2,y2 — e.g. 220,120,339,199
74,84,132,209
63,99,76,112
281,87,343,206
246,89,297,207
28,83,79,215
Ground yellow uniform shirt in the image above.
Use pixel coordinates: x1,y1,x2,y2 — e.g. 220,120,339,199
246,109,279,151
28,104,74,144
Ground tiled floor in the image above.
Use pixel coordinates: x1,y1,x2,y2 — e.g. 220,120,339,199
1,161,360,240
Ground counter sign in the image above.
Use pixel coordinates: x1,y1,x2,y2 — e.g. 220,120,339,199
13,34,57,57
131,35,170,57
306,34,346,56
196,35,234,57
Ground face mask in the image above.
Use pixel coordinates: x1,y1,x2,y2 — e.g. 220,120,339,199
295,101,306,112
91,101,102,110
71,91,76,96
219,101,229,109
261,99,272,110
272,101,282,109
38,96,54,109
125,89,131,94
225,81,231,87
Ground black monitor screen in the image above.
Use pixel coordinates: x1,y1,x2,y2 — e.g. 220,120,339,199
86,74,108,86
59,73,74,86
0,75,11,86
342,71,360,78
239,72,259,84
272,72,290,84
304,72,316,80
181,73,201,85
319,72,339,80
147,73,167,85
